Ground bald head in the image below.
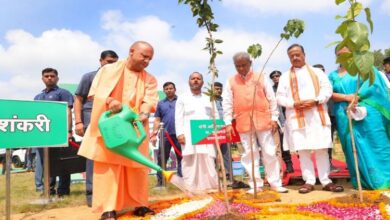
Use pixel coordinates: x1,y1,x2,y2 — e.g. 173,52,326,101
130,41,154,51
127,41,154,72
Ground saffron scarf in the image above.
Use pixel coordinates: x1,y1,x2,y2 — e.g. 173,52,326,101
289,65,326,128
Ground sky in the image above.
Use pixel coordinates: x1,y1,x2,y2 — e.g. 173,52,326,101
0,0,389,99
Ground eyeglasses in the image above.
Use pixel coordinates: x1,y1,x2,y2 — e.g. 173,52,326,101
234,63,250,68
271,75,281,79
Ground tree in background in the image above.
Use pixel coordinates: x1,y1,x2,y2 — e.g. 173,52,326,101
374,48,390,71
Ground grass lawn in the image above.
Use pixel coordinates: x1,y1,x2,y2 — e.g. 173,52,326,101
0,171,185,216
0,172,86,215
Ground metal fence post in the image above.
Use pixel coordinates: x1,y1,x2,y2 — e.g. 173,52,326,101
158,122,166,186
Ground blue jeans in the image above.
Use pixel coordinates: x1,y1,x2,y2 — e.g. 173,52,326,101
24,148,34,169
220,143,232,178
85,158,94,205
34,148,70,195
34,148,44,191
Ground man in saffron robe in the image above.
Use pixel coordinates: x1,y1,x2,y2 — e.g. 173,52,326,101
74,50,118,207
223,52,287,194
78,41,158,219
276,44,343,194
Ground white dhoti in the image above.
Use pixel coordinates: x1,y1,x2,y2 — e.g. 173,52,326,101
182,154,218,192
239,130,282,189
298,149,332,186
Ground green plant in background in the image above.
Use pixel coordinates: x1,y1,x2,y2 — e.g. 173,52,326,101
247,43,262,60
333,0,375,202
178,0,231,212
248,19,304,71
246,19,304,198
373,48,390,71
334,0,374,84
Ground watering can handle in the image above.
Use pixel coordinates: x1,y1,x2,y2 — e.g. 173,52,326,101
100,110,113,120
100,105,137,121
134,120,147,144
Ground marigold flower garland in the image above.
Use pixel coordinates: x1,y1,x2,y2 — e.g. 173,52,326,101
119,189,390,219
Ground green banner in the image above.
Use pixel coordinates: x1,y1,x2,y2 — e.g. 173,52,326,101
0,99,68,148
190,119,225,145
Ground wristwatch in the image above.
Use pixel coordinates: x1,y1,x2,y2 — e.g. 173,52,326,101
140,112,150,118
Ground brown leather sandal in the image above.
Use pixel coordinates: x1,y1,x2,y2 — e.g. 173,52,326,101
323,183,344,192
298,184,315,194
100,211,116,220
133,206,155,217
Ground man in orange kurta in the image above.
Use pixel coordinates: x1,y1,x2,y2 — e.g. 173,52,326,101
78,41,158,219
223,52,287,194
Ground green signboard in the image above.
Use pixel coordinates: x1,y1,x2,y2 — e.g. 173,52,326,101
0,99,68,148
190,119,242,145
190,119,226,145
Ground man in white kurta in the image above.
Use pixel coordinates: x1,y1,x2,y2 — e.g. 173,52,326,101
276,44,344,194
175,72,218,192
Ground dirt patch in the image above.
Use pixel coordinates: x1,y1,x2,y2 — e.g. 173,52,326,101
334,192,390,204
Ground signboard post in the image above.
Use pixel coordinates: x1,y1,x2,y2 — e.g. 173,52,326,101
5,149,11,220
0,99,68,219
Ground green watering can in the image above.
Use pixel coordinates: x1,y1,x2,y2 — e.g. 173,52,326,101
98,105,174,180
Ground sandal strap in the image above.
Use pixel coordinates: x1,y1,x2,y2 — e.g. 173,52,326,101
100,211,116,220
323,183,344,192
134,206,155,216
299,184,314,193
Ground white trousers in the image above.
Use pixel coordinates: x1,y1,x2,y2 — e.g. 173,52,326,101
182,154,218,192
298,149,332,186
239,130,282,188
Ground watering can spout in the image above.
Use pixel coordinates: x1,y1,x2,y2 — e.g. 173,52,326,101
98,105,164,172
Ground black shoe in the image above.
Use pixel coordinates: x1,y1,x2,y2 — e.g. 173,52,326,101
286,163,294,173
50,189,56,195
133,206,155,217
231,180,250,189
57,193,70,198
100,211,116,220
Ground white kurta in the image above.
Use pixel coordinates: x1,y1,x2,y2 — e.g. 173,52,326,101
276,65,333,151
175,92,218,191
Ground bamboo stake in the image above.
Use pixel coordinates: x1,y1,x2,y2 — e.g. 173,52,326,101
210,62,230,212
247,38,284,198
347,75,363,202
